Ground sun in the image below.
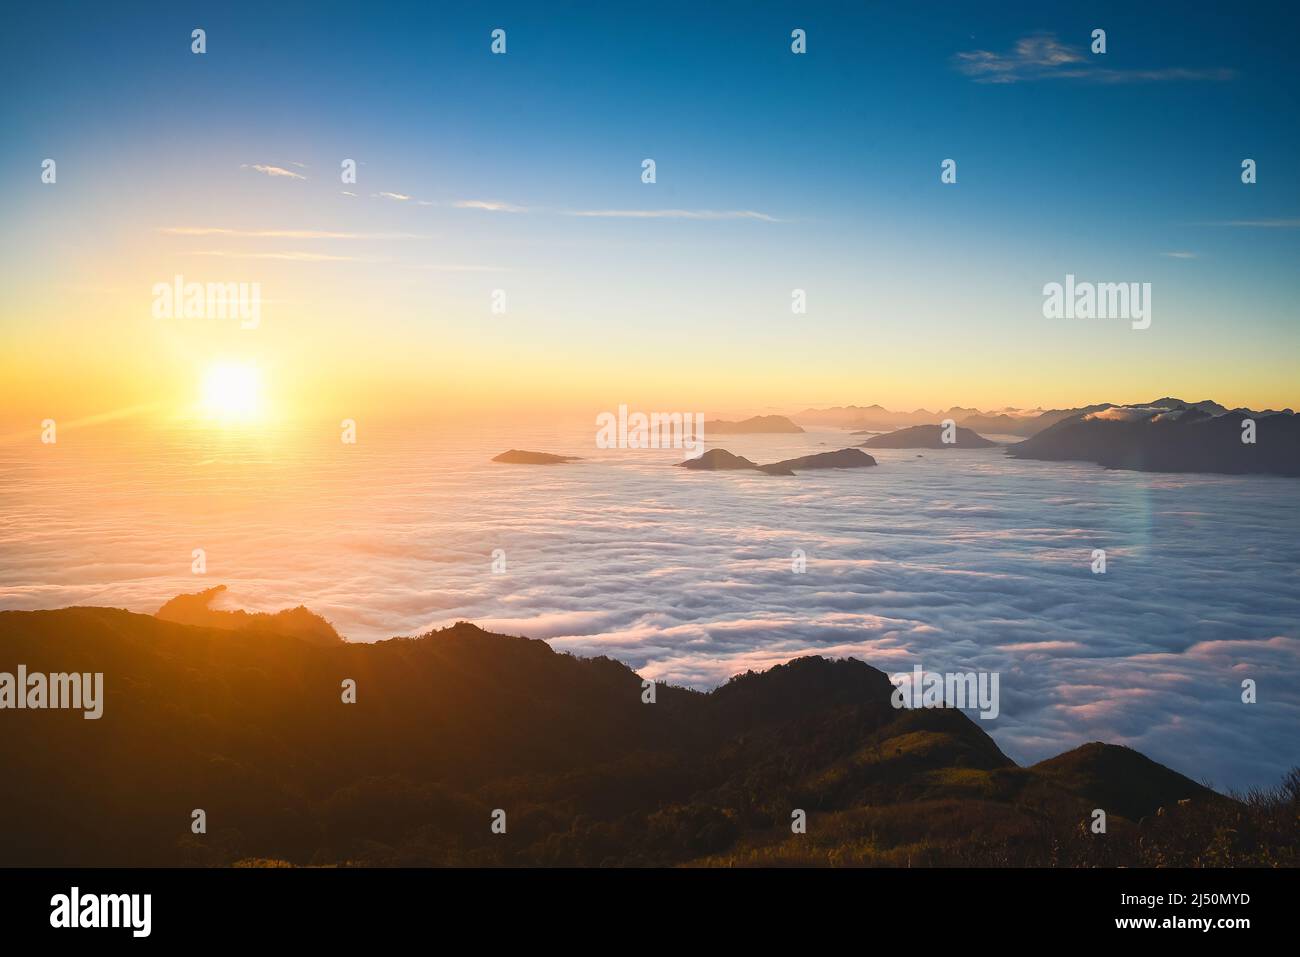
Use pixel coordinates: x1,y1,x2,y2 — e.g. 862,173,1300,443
199,361,264,423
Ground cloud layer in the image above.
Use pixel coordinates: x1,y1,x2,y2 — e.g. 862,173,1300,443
2,426,1295,790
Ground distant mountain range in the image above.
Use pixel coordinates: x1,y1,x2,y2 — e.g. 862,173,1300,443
861,424,996,449
4,602,1291,866
704,415,804,434
793,398,1298,476
798,402,1148,437
795,404,1069,435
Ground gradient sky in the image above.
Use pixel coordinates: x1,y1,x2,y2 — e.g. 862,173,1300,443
3,0,1298,425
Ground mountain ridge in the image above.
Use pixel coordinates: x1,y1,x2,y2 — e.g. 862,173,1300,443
2,602,1287,867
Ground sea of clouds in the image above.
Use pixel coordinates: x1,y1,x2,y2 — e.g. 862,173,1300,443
1,424,1296,790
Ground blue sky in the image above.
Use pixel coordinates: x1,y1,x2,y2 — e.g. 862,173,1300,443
2,1,1298,415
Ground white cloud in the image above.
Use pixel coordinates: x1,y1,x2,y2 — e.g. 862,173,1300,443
955,34,1233,84
240,164,306,180
180,250,375,262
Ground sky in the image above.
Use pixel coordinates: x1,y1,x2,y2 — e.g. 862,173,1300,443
2,0,1298,426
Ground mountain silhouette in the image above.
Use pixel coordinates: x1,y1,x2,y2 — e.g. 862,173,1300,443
156,585,344,646
800,403,1118,437
861,425,996,449
678,448,763,470
1008,401,1300,476
3,602,1291,867
704,415,804,433
759,448,877,472
680,448,874,476
492,450,584,465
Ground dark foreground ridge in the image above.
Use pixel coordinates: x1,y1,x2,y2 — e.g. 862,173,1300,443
0,605,1294,867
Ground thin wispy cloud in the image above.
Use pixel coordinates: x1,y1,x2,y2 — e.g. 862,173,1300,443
454,199,529,213
1208,219,1300,228
1088,67,1236,83
374,191,412,201
240,163,307,180
565,208,780,222
181,250,375,262
161,227,423,240
405,263,509,272
437,200,782,221
1162,251,1198,259
954,33,1233,84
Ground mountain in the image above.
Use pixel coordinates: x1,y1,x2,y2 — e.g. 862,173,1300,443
3,603,1290,867
1146,397,1230,417
704,415,804,434
1007,402,1300,476
955,411,1073,437
951,413,1035,436
678,448,763,470
679,448,874,476
796,405,940,430
794,404,900,429
1030,743,1216,824
760,448,877,472
155,585,344,646
492,450,584,464
796,403,1081,436
861,425,996,449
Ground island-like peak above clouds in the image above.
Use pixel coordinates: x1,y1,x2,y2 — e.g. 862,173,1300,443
492,450,584,465
678,448,763,470
703,414,804,433
861,424,997,449
679,447,875,475
760,448,877,472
